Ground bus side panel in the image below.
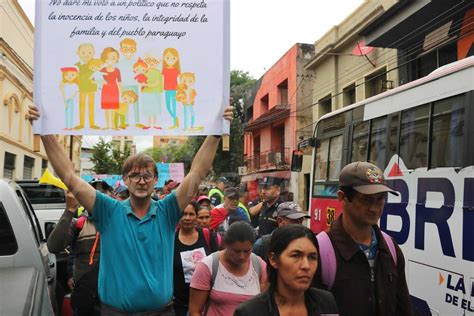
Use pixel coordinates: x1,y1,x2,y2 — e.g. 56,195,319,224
309,197,343,233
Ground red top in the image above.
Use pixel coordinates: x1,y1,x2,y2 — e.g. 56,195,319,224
209,207,228,231
162,67,180,90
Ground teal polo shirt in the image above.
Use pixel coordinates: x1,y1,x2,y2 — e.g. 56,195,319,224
91,191,181,312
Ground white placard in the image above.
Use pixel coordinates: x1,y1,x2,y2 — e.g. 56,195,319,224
34,0,230,136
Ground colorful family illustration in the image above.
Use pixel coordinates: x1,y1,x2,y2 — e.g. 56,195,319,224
59,38,202,132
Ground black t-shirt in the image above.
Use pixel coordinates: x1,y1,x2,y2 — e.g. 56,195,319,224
258,198,282,236
173,228,216,307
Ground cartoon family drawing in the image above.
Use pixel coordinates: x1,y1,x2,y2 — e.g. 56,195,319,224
59,38,203,132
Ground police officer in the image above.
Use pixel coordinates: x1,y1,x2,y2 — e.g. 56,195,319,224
249,177,284,236
208,177,227,206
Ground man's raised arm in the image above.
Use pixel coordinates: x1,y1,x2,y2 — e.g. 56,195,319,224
41,135,96,212
28,106,96,212
176,106,233,210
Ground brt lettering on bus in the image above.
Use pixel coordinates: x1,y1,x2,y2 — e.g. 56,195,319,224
380,177,474,262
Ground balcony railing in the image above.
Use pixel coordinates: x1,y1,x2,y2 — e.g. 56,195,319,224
244,148,290,173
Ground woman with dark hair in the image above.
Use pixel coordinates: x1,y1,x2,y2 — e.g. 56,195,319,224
189,221,267,316
234,225,338,316
173,201,219,316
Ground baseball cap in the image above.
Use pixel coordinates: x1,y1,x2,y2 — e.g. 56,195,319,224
197,195,211,204
259,176,283,187
224,187,240,199
168,181,179,190
217,177,228,184
339,161,398,195
114,184,128,195
273,202,310,219
89,178,112,191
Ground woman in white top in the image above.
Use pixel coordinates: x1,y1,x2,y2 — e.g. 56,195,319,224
189,221,267,316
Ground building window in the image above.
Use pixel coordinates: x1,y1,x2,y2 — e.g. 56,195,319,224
3,152,16,180
23,156,35,180
277,79,289,107
246,105,253,123
343,84,356,107
365,67,387,98
318,95,332,119
260,94,269,113
41,159,48,174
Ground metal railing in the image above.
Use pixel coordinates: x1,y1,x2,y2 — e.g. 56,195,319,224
244,148,290,172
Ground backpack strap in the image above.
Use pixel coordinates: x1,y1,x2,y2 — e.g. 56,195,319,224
381,231,397,266
251,253,261,280
316,231,337,290
210,251,261,289
203,228,211,251
210,251,220,288
89,232,100,266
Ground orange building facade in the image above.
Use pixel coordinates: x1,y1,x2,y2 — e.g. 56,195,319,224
242,44,314,205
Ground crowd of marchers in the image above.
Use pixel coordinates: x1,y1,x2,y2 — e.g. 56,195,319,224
28,105,414,316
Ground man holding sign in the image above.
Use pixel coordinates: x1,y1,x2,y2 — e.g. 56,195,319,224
28,105,233,314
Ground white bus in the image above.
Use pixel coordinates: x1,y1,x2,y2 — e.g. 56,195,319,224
300,56,474,315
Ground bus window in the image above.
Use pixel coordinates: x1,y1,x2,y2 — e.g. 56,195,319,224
388,115,399,160
314,139,329,181
369,116,388,168
400,104,429,169
351,121,369,162
328,135,343,180
318,112,349,135
431,94,465,168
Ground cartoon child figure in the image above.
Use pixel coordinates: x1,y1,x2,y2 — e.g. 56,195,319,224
176,72,197,130
59,67,79,130
142,52,163,130
115,90,138,129
133,58,148,91
162,48,181,129
88,58,104,89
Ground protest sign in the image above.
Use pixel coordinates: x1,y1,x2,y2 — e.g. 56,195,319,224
34,0,230,136
156,162,184,187
81,162,184,188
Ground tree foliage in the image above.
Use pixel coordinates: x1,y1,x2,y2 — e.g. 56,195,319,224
212,70,256,182
111,142,132,174
90,137,132,174
89,138,114,174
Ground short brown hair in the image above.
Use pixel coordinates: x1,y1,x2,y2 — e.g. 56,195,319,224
120,38,136,48
100,47,119,63
122,90,138,103
122,153,157,177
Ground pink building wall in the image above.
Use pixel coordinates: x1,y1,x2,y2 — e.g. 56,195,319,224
244,44,300,157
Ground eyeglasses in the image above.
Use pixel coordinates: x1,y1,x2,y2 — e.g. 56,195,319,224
128,173,155,183
121,46,136,53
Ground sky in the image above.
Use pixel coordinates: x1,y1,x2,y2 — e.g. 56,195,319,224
17,0,364,151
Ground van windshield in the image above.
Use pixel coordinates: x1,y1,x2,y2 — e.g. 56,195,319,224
21,185,66,204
